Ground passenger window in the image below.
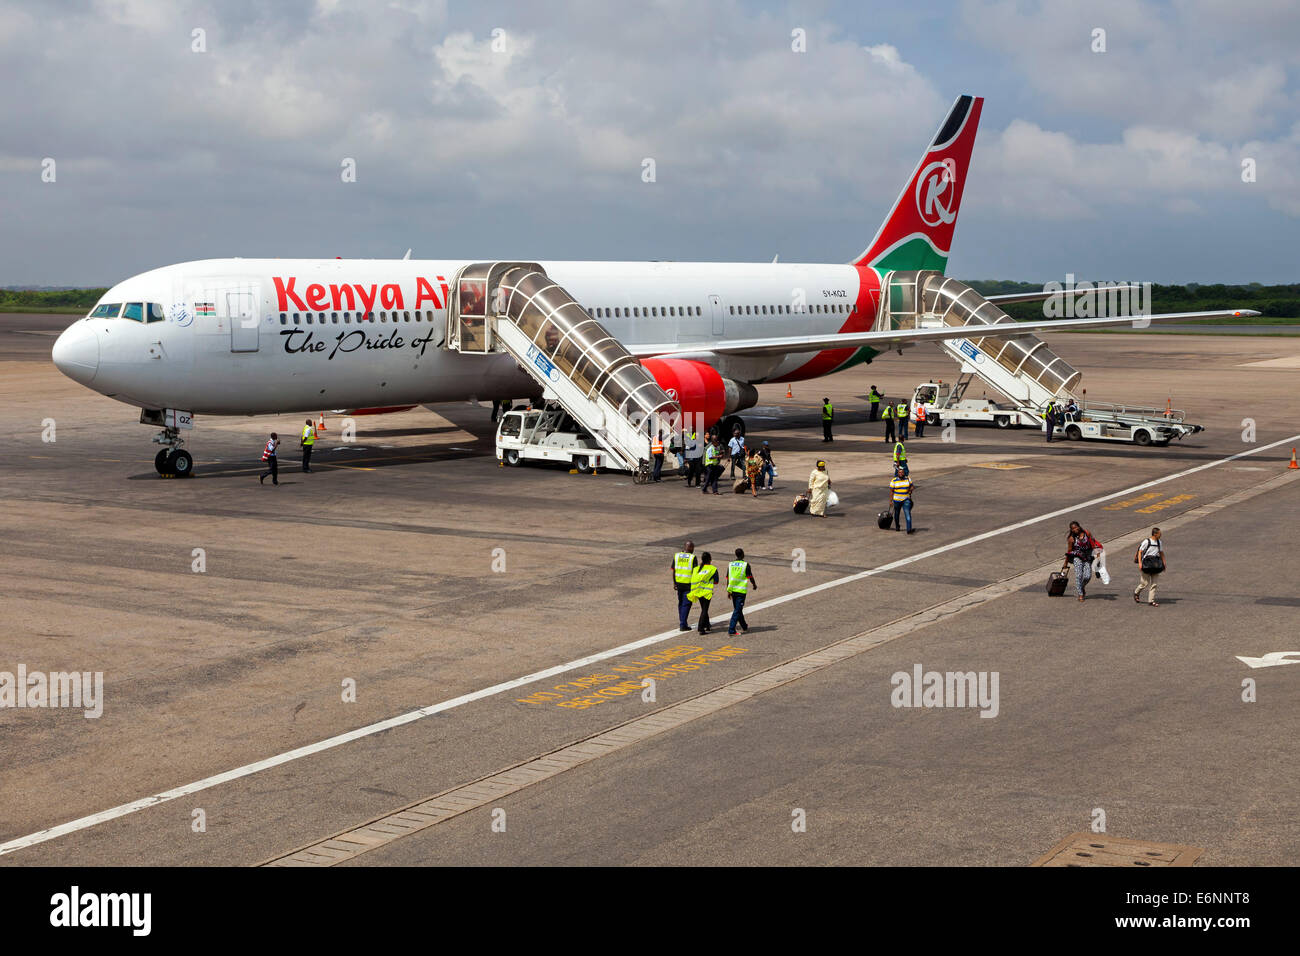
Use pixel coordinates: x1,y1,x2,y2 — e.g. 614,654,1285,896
404,311,410,322
294,315,301,325
425,311,433,320
280,314,287,326
332,312,338,322
306,315,314,324
122,302,144,322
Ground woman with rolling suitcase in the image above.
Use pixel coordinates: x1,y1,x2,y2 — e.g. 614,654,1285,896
1062,520,1096,601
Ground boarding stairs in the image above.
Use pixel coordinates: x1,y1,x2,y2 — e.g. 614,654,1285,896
445,262,679,472
878,270,1201,438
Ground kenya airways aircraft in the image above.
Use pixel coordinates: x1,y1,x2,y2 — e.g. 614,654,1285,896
51,95,1251,475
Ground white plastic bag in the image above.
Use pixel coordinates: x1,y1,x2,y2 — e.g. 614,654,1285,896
827,490,840,509
1094,549,1110,585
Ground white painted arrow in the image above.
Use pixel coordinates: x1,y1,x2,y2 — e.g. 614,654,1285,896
1236,651,1300,669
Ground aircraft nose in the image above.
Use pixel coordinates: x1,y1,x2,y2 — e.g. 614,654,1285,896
52,321,100,385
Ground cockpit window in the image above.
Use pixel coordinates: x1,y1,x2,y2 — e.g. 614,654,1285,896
122,302,144,322
147,303,166,323
90,303,121,318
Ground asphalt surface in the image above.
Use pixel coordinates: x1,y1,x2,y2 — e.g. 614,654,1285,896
1,312,1297,865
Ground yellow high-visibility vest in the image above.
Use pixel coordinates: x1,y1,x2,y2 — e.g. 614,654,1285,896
688,564,717,601
704,445,719,466
302,424,316,445
822,402,833,420
673,551,695,584
896,402,907,418
881,405,893,419
727,561,749,594
893,442,907,462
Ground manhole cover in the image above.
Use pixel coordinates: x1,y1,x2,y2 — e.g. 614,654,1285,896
1031,833,1203,867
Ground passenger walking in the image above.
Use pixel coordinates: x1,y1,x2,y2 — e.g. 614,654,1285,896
822,398,834,442
300,418,317,472
668,433,684,474
896,401,909,440
758,440,776,489
1062,520,1095,601
702,437,721,494
728,429,746,478
745,445,762,497
650,432,665,482
892,440,909,477
259,432,280,485
672,540,699,631
889,465,915,533
807,460,831,517
1133,527,1166,606
726,548,757,636
882,402,895,443
689,551,719,635
869,386,883,421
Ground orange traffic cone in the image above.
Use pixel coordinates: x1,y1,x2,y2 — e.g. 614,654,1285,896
317,413,327,433
785,385,793,398
1289,448,1298,470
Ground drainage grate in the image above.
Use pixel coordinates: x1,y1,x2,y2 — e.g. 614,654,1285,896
1031,833,1204,867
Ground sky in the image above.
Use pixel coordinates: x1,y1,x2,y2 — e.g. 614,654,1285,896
1,0,1297,286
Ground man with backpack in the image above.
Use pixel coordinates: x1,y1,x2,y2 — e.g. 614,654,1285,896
1134,528,1166,606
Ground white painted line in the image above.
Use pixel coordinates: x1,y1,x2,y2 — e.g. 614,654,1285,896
3,432,1298,858
1236,652,1300,669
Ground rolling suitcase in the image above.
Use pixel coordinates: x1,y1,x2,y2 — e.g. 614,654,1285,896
792,493,809,514
1046,571,1068,596
877,510,893,530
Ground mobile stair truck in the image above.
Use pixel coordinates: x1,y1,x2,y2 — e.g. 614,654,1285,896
881,271,1203,447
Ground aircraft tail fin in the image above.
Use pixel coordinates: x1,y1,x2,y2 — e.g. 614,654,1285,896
852,94,983,275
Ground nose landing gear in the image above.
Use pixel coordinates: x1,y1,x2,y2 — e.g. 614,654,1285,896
150,426,194,477
142,408,196,477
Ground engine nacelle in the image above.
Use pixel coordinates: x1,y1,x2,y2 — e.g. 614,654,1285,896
640,358,758,429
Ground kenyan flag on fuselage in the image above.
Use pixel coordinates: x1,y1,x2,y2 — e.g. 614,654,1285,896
776,95,983,380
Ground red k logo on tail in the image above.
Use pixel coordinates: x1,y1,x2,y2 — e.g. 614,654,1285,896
853,95,983,274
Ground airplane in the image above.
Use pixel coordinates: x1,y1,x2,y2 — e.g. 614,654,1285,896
51,94,1255,476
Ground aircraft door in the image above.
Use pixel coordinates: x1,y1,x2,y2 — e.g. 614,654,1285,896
709,294,724,336
227,289,259,352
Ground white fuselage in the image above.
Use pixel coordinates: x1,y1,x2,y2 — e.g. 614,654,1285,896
53,258,879,415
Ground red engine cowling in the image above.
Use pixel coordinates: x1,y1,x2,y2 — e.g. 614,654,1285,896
641,358,760,430
641,358,727,430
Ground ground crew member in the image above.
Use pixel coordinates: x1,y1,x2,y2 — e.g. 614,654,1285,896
893,440,909,477
300,418,316,472
702,437,721,494
869,386,882,421
259,432,280,485
650,432,665,482
882,402,895,443
688,551,719,635
889,465,915,533
822,397,834,442
914,400,927,438
726,548,758,636
684,427,703,486
1044,401,1057,443
672,540,699,631
896,400,909,440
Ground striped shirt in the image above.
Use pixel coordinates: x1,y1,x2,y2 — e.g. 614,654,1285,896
890,477,913,502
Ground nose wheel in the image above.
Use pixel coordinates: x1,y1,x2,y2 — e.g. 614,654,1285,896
151,425,195,477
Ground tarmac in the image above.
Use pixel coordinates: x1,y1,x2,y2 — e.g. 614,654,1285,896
1,312,1297,866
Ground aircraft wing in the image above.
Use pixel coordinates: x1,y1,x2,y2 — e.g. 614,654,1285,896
627,309,1260,359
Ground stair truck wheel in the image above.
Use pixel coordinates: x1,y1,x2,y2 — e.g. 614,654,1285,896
503,449,521,466
155,449,170,473
927,413,940,426
1134,429,1152,446
168,449,194,476
994,415,1011,429
1065,425,1082,441
575,455,593,475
